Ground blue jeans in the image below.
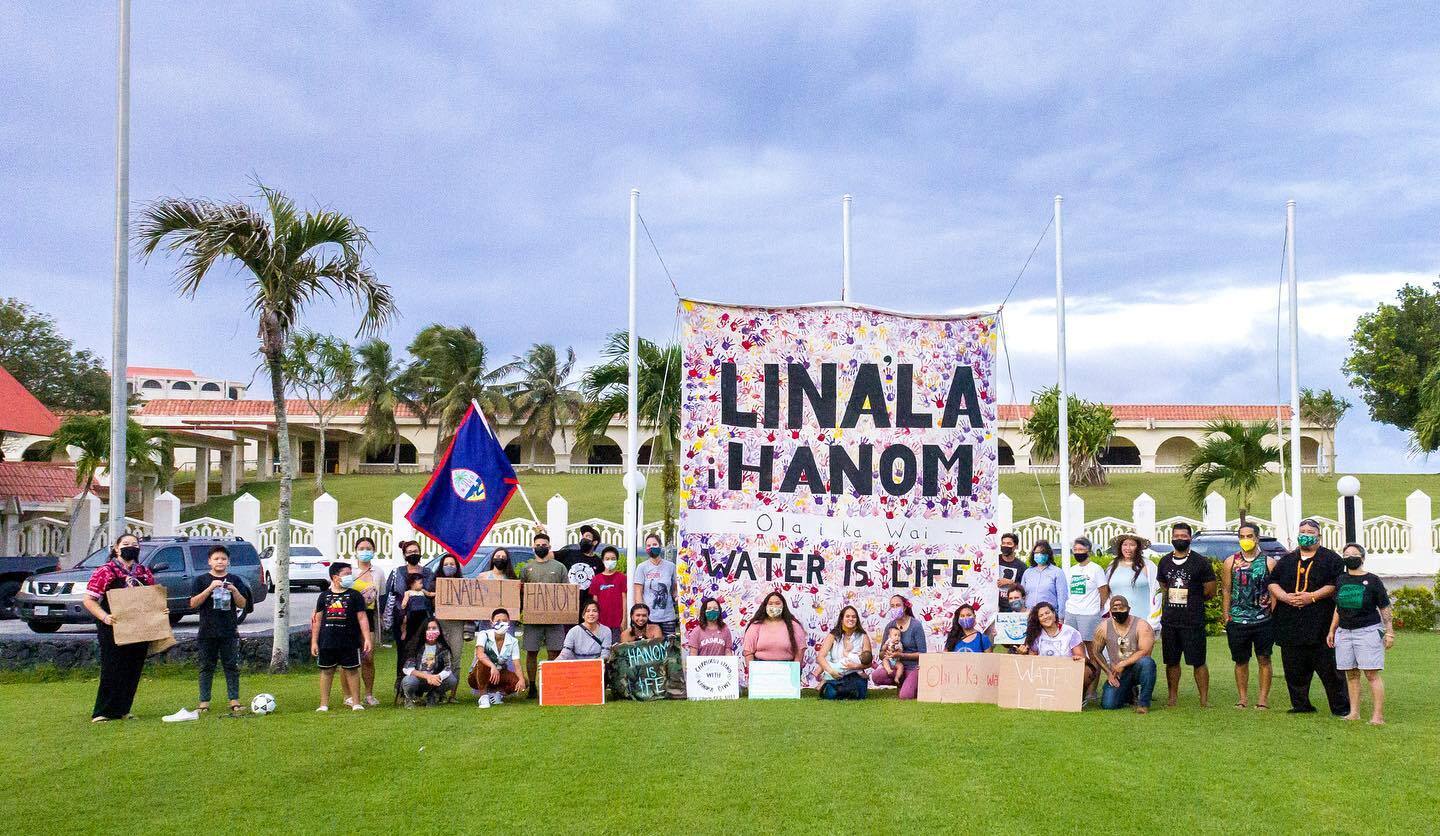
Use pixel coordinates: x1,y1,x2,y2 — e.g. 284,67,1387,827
1101,656,1156,709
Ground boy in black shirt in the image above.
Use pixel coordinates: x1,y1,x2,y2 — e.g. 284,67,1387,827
188,545,251,715
1327,543,1395,724
311,562,371,712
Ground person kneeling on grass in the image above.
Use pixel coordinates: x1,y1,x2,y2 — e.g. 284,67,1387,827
557,601,613,661
312,562,371,712
816,605,872,699
402,617,457,708
1092,595,1157,713
471,608,525,708
620,603,664,644
189,545,251,716
1327,543,1395,725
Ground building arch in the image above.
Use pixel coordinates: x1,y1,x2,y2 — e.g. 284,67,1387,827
1300,435,1320,466
141,379,163,391
1100,434,1141,466
170,380,192,391
1155,435,1199,467
200,382,222,393
997,439,1015,467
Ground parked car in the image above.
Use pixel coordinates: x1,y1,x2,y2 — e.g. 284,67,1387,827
1188,530,1289,561
423,546,537,580
15,536,267,633
0,555,60,619
260,544,331,591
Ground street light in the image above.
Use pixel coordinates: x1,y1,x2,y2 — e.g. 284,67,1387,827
1337,476,1361,546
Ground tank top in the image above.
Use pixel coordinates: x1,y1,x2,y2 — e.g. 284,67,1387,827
1104,618,1138,663
1228,554,1272,625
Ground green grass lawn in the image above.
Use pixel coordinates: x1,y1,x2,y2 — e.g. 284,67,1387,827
180,470,1440,526
3,634,1437,834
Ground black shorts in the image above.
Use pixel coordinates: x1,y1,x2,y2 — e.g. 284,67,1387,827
1160,623,1207,667
1225,620,1275,664
317,647,361,670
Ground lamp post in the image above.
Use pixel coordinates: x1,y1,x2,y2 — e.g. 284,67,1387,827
1337,475,1361,548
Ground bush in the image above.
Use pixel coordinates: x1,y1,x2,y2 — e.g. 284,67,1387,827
1391,586,1439,632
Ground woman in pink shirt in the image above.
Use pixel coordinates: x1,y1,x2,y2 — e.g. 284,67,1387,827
742,590,807,664
686,597,734,656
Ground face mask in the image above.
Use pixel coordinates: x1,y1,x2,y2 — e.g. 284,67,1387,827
580,540,595,553
1009,599,1026,612
1000,546,1015,557
425,630,440,642
603,559,617,571
1342,556,1363,570
1238,538,1257,552
887,606,904,621
1073,552,1089,563
648,546,663,558
1297,533,1319,549
766,605,784,618
704,609,720,622
404,553,421,566
1170,538,1190,553
339,575,355,589
492,560,510,574
1033,553,1050,565
957,616,976,629
356,550,374,563
492,622,509,633
1112,611,1130,625
443,565,460,577
534,545,550,558
119,545,140,562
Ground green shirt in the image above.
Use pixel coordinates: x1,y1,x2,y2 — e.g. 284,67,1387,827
1228,553,1272,625
521,557,569,584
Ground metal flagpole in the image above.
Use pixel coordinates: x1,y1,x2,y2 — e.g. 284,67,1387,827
1055,195,1071,566
1286,200,1302,537
624,189,641,618
841,194,852,301
108,0,131,543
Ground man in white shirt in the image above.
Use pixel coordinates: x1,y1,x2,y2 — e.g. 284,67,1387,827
1067,537,1109,703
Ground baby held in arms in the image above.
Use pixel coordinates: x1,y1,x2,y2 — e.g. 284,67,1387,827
879,626,906,689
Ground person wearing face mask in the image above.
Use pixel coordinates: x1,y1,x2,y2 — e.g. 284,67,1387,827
471,608,525,708
868,594,927,699
1156,522,1216,708
384,539,434,652
743,590,808,666
588,546,627,634
1221,522,1277,710
1065,537,1108,703
348,537,382,707
433,554,467,693
1327,544,1394,725
1267,519,1349,716
816,605,873,699
400,617,456,707
1022,540,1069,622
996,586,1029,653
560,524,608,609
1092,595,1156,713
558,601,614,661
944,604,992,653
520,530,571,699
311,563,371,712
632,533,679,637
83,534,157,721
995,532,1026,598
686,597,734,656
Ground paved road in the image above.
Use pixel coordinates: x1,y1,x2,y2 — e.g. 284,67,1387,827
0,589,322,638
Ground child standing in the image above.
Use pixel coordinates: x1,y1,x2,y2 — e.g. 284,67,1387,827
188,545,251,715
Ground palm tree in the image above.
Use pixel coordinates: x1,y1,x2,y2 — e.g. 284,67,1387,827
1299,387,1352,475
1411,364,1440,456
48,415,172,562
1182,419,1281,523
282,330,358,494
353,338,411,473
1020,386,1118,486
578,331,681,540
407,324,509,456
137,184,395,672
502,343,583,463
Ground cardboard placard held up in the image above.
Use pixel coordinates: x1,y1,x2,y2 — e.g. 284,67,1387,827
106,585,174,647
436,577,522,621
993,611,1028,645
539,659,605,706
997,655,1084,712
748,660,802,699
686,656,740,701
917,652,1000,704
523,582,579,624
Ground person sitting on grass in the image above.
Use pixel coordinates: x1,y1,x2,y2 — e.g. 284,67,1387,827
1022,602,1085,661
1327,543,1395,725
558,601,614,661
401,617,457,708
471,608,525,708
188,545,251,716
875,626,906,691
816,605,872,699
742,590,808,666
686,597,734,656
311,562,371,713
944,603,992,653
1092,595,1157,714
869,594,925,699
619,603,664,644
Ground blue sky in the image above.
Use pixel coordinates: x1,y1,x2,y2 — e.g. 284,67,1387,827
3,3,1438,472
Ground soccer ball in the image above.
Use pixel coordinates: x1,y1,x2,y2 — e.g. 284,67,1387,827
251,693,277,715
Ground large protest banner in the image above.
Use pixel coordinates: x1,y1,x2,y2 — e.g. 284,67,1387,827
677,300,999,686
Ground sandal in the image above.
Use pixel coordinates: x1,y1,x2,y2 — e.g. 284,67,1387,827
1255,703,1269,710
1235,701,1247,709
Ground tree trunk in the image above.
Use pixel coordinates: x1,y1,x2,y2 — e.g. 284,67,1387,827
315,421,326,495
391,431,401,474
268,353,295,673
662,447,679,543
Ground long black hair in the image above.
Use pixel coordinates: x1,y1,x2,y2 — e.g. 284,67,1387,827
944,603,978,652
698,596,726,631
749,590,800,659
829,605,861,638
488,548,513,579
1108,535,1146,582
626,603,653,639
404,616,452,668
1029,540,1054,568
1024,602,1058,649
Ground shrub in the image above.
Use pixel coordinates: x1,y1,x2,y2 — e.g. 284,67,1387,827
1391,586,1439,632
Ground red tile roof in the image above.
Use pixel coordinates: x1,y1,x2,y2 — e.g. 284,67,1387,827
998,404,1294,422
0,365,61,436
0,461,80,504
137,399,418,419
127,366,198,378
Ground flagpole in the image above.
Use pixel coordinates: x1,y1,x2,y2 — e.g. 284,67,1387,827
624,189,641,618
1055,195,1071,566
841,194,852,301
107,0,131,543
472,399,540,521
1286,200,1302,537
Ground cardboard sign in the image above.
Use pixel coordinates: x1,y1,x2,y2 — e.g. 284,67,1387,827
436,577,521,621
608,637,684,701
748,660,802,699
522,582,579,624
917,652,1000,703
994,612,1028,645
686,655,741,701
997,655,1084,712
539,659,605,706
106,585,173,646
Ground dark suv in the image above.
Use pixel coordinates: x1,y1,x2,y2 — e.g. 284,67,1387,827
1189,530,1290,562
15,536,267,633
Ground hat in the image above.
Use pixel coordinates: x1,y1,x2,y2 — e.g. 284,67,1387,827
1108,533,1152,555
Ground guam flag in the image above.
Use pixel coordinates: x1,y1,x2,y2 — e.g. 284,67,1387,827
406,401,519,563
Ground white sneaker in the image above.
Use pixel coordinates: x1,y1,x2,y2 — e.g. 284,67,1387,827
315,705,329,713
351,703,365,711
343,696,356,707
162,707,200,723
490,691,504,705
478,694,491,708
364,695,380,707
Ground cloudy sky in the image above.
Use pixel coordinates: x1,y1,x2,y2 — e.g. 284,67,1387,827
3,3,1437,472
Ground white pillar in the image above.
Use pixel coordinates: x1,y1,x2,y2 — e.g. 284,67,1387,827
69,493,102,567
391,492,415,556
1132,492,1157,542
554,451,573,474
152,491,180,537
193,446,210,505
220,445,239,495
1406,490,1432,559
2,500,21,555
257,436,274,479
140,474,157,522
996,492,1014,538
1139,452,1157,473
1271,493,1297,539
233,492,260,546
546,493,569,543
1203,492,1227,531
1012,452,1031,474
313,492,338,560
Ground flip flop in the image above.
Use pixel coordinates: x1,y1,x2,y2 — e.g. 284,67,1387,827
1255,703,1269,710
1235,702,1247,709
